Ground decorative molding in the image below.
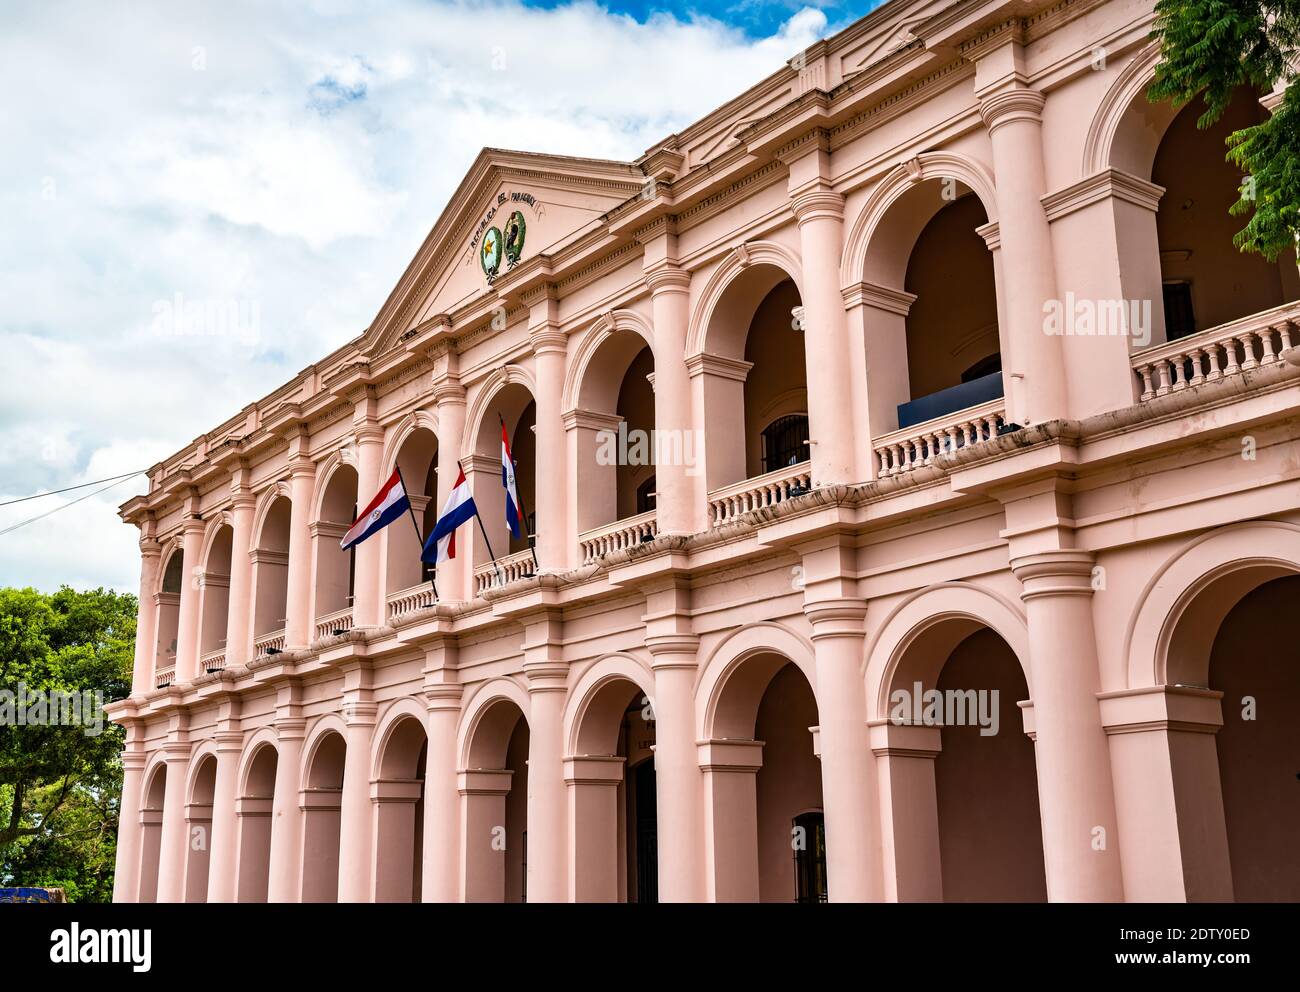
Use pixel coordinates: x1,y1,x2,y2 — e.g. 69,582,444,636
1041,168,1165,222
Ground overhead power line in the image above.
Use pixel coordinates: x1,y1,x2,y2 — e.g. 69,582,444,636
0,469,149,507
0,473,145,538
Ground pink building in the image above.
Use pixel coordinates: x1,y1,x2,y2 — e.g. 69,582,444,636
109,0,1300,903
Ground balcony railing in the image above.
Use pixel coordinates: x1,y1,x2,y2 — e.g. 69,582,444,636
388,581,437,621
200,648,226,674
154,651,176,688
579,509,659,564
873,398,1007,478
314,607,355,642
253,629,287,659
474,548,536,596
1132,300,1300,402
708,461,812,527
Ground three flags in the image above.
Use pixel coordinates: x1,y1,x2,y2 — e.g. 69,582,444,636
340,423,528,578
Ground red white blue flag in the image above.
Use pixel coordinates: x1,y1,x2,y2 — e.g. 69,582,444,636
340,469,410,550
502,422,522,540
422,466,476,565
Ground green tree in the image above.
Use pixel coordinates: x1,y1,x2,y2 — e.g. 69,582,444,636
1149,0,1300,261
0,587,135,902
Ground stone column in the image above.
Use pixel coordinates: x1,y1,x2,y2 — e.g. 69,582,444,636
698,738,764,902
336,696,377,902
1012,549,1124,900
352,408,385,627
432,373,469,601
224,482,256,668
131,530,162,695
459,769,513,901
522,613,567,902
267,717,306,902
112,736,147,902
787,134,859,485
978,83,1069,425
805,597,881,901
645,254,703,534
155,740,192,903
527,291,569,572
421,641,462,902
284,456,316,649
647,632,704,902
205,727,243,903
173,514,205,683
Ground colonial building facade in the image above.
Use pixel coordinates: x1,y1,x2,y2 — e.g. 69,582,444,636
109,0,1300,903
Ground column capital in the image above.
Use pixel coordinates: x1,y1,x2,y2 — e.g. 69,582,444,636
214,730,244,752
161,740,192,762
523,661,568,693
803,597,867,636
180,515,205,537
341,699,378,727
978,86,1045,133
790,184,845,224
288,456,315,480
424,682,464,713
229,488,257,512
352,422,385,447
529,328,567,356
431,376,466,405
121,750,150,773
140,536,163,557
1010,549,1097,601
644,263,691,296
274,717,308,742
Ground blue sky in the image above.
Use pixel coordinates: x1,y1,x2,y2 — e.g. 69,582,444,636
0,0,886,592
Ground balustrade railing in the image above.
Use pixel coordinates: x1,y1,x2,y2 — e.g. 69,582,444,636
474,548,536,596
253,629,287,658
154,651,176,688
199,648,226,674
314,607,355,641
579,510,658,564
707,462,813,526
388,581,438,621
873,398,1006,478
1132,301,1300,402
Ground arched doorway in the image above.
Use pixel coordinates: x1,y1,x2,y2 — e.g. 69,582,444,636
198,524,232,671
137,763,167,902
461,696,530,902
706,652,823,902
251,495,291,654
153,549,182,687
301,730,345,903
373,715,428,902
184,755,217,902
386,426,439,598
236,743,277,902
313,463,358,634
470,381,537,585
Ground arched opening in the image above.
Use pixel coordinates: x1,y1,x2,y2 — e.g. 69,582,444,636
236,743,277,903
154,549,183,687
1165,570,1300,900
859,176,1002,434
386,427,439,598
251,496,291,651
471,383,536,585
699,264,808,493
707,653,823,902
1152,88,1296,341
885,619,1045,902
184,755,217,902
462,698,529,902
137,764,167,902
198,525,232,671
567,677,658,902
373,716,429,903
313,464,358,631
570,328,657,550
301,730,345,903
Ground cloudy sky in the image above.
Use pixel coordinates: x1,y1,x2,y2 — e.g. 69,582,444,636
0,0,881,594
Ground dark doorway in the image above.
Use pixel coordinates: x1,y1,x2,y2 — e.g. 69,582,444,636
634,762,658,903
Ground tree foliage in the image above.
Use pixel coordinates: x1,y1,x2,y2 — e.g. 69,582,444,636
0,587,134,902
1149,0,1300,260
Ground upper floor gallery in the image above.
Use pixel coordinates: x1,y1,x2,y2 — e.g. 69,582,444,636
120,0,1300,691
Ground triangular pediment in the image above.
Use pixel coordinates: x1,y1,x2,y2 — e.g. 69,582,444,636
363,148,644,356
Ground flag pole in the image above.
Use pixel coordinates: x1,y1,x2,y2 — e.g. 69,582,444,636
499,413,539,574
395,465,437,601
461,459,505,588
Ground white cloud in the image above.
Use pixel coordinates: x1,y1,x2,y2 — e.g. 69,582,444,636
0,0,831,592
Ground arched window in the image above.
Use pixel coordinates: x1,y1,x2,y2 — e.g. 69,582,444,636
761,414,809,473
